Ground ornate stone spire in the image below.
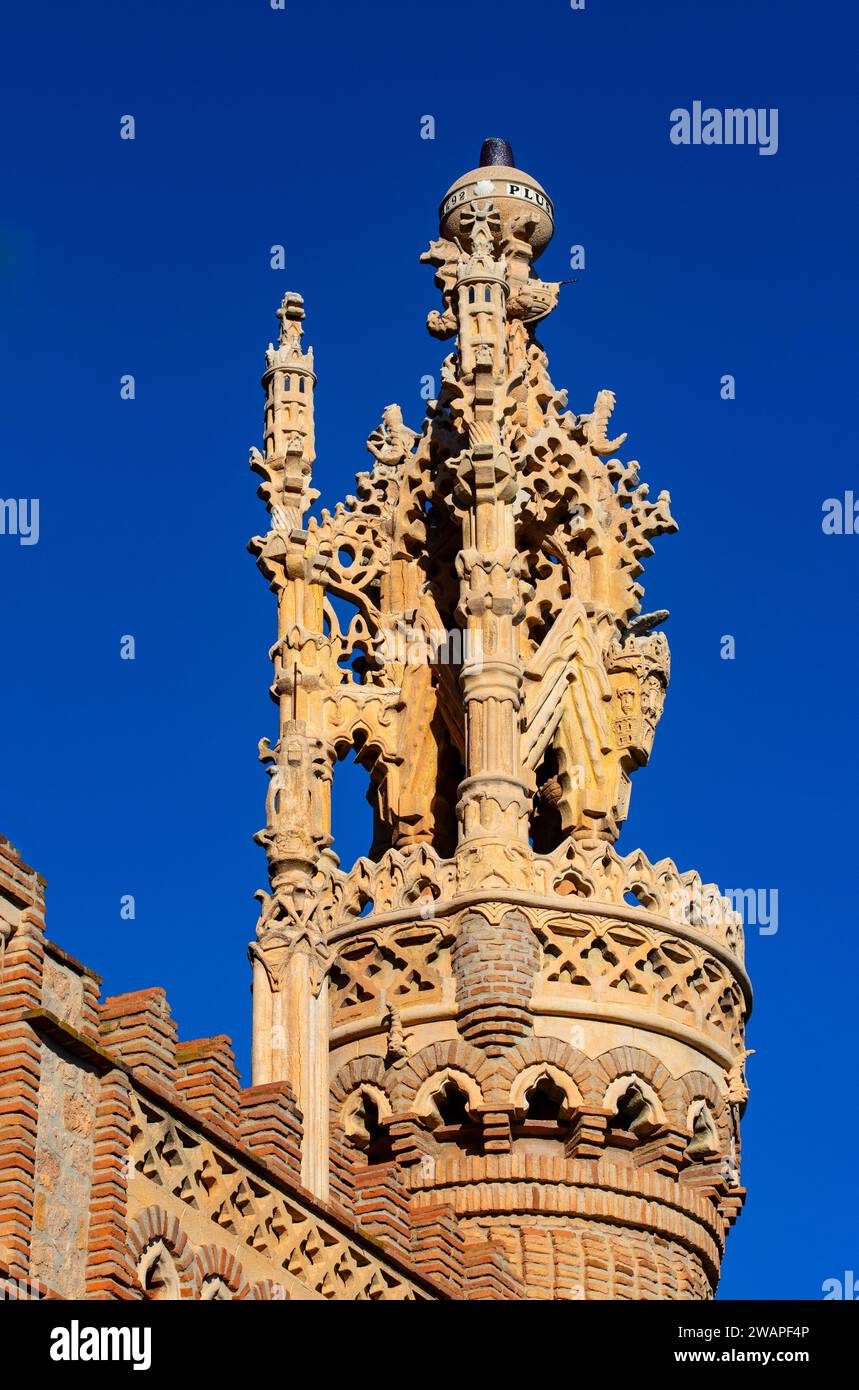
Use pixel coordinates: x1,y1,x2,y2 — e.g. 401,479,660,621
246,142,751,1297
251,291,318,533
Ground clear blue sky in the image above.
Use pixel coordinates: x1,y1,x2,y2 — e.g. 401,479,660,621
2,0,856,1299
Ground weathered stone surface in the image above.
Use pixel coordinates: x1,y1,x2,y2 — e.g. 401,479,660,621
29,1040,99,1297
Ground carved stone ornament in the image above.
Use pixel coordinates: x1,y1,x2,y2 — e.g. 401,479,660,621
245,141,752,1299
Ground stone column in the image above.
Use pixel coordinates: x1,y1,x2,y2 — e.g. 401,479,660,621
249,294,333,1200
453,227,530,851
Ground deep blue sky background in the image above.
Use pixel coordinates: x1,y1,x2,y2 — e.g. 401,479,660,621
2,0,857,1299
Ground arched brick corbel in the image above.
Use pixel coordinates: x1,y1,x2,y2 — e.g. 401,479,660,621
127,1205,195,1300
387,1038,486,1110
482,1036,596,1106
592,1045,680,1115
194,1244,249,1300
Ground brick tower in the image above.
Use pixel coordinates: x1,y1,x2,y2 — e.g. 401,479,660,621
247,140,752,1300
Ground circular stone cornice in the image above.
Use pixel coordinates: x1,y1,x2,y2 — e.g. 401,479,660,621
328,889,752,1011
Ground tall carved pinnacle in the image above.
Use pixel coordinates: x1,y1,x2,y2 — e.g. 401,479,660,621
248,146,681,895
249,291,319,534
246,145,751,1289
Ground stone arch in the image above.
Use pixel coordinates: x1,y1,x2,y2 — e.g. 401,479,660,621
137,1241,182,1301
508,1063,583,1119
677,1069,731,1152
339,1084,394,1161
194,1245,248,1301
331,722,394,770
480,1037,595,1106
592,1046,680,1116
330,1055,388,1109
413,1067,483,1126
330,1055,395,1175
330,724,400,861
387,1038,485,1109
340,1083,391,1131
684,1099,721,1161
127,1206,195,1300
198,1276,234,1301
603,1073,666,1131
677,1068,726,1117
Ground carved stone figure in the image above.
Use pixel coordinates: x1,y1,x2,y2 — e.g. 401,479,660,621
366,405,418,471
726,1047,756,1107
